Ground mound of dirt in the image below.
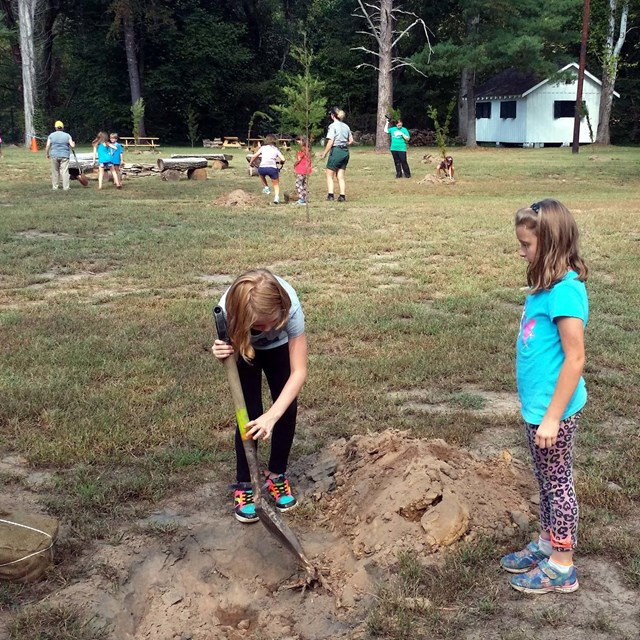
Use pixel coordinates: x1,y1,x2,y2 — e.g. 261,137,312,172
211,189,259,207
314,431,536,565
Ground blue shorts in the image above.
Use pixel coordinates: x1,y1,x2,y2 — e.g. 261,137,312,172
258,166,279,180
100,162,114,169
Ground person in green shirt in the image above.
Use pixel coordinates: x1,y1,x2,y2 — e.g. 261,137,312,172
384,116,411,178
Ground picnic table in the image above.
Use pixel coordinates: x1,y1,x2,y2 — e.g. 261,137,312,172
222,136,243,148
119,136,161,149
247,138,262,151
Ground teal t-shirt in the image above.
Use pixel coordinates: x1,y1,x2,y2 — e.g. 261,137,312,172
388,126,409,152
516,271,588,424
218,276,304,350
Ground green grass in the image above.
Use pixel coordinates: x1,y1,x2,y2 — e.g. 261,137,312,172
1,143,639,635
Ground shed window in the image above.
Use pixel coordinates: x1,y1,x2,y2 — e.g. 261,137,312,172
554,100,586,118
500,101,517,118
476,102,491,119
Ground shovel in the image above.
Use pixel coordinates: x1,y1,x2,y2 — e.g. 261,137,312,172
213,306,319,583
71,148,89,186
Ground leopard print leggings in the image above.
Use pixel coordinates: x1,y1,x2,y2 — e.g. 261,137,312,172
525,412,581,552
295,174,308,202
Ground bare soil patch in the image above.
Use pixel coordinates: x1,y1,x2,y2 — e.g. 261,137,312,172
2,427,639,639
14,230,72,240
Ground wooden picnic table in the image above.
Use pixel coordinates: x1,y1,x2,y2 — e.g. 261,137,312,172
119,136,161,149
222,136,243,148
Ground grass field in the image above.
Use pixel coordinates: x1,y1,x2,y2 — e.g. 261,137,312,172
1,143,639,638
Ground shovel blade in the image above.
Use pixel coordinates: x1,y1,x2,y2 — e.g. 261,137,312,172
243,440,316,576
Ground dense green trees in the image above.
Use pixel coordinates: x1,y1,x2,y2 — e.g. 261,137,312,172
1,0,638,145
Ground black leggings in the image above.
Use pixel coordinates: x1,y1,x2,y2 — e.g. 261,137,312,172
235,343,297,482
391,150,411,178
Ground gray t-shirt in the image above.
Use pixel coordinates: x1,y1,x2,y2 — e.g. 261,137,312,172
48,131,72,158
327,121,351,147
218,276,305,350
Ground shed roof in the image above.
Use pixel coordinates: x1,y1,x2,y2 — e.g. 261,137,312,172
475,63,619,101
475,68,542,100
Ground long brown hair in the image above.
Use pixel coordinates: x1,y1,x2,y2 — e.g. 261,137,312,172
515,199,588,292
226,269,291,362
92,131,108,147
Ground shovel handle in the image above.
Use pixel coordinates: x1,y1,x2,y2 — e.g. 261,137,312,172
213,306,251,440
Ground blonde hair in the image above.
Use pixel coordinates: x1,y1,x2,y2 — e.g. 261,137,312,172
226,269,291,362
335,109,345,121
515,199,588,292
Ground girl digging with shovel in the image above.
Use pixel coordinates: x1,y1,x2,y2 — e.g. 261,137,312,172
212,269,308,523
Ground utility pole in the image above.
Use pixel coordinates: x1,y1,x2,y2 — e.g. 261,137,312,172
572,0,591,154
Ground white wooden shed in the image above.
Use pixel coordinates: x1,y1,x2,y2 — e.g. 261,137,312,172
474,63,619,147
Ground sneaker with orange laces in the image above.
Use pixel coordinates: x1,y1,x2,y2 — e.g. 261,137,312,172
264,473,297,512
233,482,259,523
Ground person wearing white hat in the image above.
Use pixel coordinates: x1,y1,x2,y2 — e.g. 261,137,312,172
45,120,75,190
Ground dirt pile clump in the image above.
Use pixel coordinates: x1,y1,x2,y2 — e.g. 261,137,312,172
211,189,259,207
315,430,536,566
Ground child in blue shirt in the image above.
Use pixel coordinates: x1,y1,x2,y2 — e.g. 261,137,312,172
109,132,125,186
501,199,588,595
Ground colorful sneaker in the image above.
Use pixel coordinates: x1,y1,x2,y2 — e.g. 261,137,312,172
262,187,271,195
510,559,578,594
295,199,306,205
233,482,259,523
265,474,297,512
500,541,549,574
337,194,346,202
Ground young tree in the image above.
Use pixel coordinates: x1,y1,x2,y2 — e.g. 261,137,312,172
271,39,327,142
595,0,631,144
352,0,431,150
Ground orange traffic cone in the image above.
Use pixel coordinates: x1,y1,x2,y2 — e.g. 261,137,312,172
30,136,39,152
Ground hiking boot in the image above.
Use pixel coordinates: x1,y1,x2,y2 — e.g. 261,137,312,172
337,194,346,202
509,558,578,594
501,541,549,574
265,474,297,512
233,482,259,523
326,193,334,201
262,186,271,195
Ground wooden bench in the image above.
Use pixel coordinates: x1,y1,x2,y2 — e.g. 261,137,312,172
119,136,161,149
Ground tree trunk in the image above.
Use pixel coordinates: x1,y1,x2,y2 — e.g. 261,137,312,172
466,74,477,148
458,68,471,141
375,0,393,150
122,4,146,137
595,0,628,145
41,0,60,116
160,169,183,181
157,157,207,171
188,167,208,180
17,0,38,147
